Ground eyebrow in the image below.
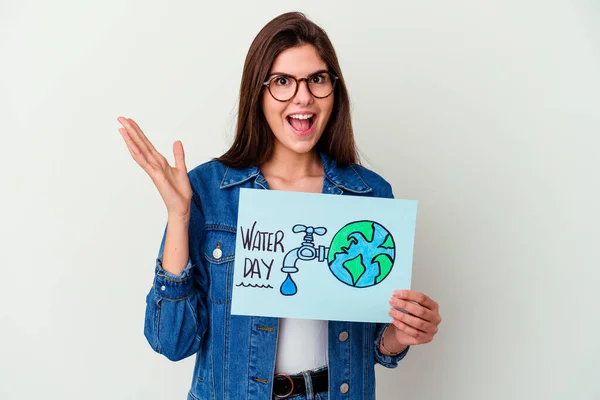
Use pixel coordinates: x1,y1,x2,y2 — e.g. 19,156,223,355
267,69,329,79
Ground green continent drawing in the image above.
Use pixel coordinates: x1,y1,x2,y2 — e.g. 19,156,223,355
328,221,395,288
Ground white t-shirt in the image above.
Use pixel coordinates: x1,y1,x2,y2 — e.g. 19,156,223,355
274,318,328,374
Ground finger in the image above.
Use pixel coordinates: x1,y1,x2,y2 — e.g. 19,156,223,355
389,296,440,324
119,117,171,175
127,118,160,154
118,117,153,156
173,140,187,171
119,127,148,164
389,317,433,344
120,128,158,175
388,307,438,335
123,138,140,160
393,290,439,311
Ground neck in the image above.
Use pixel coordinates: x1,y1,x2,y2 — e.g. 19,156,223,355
260,146,323,181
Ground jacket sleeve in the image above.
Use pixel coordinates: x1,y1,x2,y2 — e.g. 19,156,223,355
373,179,410,368
144,193,209,361
374,322,410,368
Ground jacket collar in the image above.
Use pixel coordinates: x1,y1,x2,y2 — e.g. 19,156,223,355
219,152,372,193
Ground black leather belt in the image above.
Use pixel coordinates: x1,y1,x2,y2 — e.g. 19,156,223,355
272,369,328,398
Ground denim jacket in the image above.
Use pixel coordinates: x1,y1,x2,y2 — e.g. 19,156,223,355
144,152,409,400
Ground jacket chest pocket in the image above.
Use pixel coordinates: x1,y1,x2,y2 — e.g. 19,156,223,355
203,226,236,304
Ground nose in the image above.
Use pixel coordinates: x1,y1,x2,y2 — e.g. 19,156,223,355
292,78,314,105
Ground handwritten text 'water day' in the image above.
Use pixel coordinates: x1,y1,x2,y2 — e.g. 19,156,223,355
240,221,284,281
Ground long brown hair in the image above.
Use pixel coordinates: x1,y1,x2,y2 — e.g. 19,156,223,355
217,12,358,168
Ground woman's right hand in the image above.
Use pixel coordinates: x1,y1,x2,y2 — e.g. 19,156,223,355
117,117,192,220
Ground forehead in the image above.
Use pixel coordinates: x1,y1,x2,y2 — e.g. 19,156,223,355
269,44,328,76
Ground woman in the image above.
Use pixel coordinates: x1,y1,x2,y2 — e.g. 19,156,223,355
118,12,441,400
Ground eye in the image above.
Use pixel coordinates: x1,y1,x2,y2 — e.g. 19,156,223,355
310,73,328,84
273,76,292,86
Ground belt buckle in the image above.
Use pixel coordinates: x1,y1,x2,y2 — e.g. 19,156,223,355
273,373,294,399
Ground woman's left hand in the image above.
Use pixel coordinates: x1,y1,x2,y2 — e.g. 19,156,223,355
388,290,442,346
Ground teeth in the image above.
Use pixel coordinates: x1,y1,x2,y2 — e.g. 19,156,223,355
288,114,314,120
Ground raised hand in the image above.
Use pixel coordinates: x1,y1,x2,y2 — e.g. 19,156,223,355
117,117,192,219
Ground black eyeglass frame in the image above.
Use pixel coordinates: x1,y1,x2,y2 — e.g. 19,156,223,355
262,72,339,102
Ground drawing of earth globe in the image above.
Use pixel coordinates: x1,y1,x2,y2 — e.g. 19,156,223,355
327,221,395,288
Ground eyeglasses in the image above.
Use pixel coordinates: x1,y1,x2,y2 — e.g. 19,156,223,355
263,71,339,102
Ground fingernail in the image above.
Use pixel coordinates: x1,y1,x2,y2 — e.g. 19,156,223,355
393,290,404,297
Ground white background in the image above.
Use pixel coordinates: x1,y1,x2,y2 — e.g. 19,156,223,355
1,0,599,399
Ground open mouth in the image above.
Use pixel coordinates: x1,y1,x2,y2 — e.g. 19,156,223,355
286,114,316,135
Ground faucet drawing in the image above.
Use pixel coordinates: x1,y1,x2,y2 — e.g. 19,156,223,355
280,224,329,296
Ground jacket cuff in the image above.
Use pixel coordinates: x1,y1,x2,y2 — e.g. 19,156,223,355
374,323,410,368
153,258,194,301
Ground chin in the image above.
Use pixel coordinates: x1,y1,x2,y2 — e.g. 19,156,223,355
280,140,319,155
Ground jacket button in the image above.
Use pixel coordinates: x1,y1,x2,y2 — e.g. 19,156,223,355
340,383,349,394
338,331,348,341
213,242,222,259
